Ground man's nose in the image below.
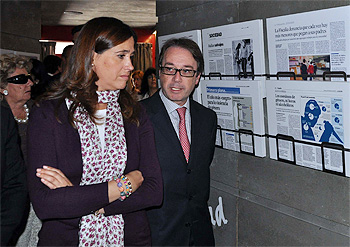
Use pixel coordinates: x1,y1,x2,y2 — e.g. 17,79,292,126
173,70,182,81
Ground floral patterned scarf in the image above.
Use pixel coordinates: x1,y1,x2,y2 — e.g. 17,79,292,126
68,90,127,246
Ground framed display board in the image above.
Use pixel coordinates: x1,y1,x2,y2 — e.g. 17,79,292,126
267,6,350,81
266,79,350,176
202,20,265,80
201,79,266,157
158,30,202,52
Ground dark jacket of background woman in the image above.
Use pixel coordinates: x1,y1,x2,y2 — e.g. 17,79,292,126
1,106,28,246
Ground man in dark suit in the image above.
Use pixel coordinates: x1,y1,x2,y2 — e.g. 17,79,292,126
1,106,28,245
300,59,308,81
142,38,217,246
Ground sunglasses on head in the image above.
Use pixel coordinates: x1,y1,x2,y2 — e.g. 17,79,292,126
6,74,33,84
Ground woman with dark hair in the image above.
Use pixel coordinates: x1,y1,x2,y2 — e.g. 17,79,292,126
27,17,162,246
42,55,62,89
30,58,50,100
140,67,158,99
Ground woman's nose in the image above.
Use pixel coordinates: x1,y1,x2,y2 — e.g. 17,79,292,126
125,57,134,71
27,79,34,86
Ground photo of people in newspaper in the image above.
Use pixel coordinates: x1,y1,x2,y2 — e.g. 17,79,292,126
289,55,330,81
232,39,254,77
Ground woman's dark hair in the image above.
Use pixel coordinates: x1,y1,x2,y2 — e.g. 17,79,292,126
43,55,62,74
30,58,50,99
31,59,48,83
71,24,84,36
158,38,204,75
140,67,156,96
43,17,139,126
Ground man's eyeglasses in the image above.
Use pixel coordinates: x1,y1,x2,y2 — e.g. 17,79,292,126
6,74,33,84
160,66,197,77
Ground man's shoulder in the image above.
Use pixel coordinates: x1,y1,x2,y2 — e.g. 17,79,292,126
140,91,161,112
191,99,216,118
140,95,153,107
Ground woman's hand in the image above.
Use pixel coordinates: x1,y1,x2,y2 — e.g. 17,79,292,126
36,165,73,189
125,170,144,192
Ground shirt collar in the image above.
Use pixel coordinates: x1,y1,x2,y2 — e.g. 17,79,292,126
159,89,190,115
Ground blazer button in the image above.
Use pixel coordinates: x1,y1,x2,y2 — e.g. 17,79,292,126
187,169,191,174
189,195,193,200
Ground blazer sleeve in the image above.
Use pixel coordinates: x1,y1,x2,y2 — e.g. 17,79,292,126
104,106,163,216
27,102,109,220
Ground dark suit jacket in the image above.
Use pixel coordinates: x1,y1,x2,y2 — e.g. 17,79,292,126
27,99,162,246
1,105,28,246
142,91,217,246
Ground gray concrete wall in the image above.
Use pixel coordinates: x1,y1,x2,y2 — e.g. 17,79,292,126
1,1,41,54
156,1,350,246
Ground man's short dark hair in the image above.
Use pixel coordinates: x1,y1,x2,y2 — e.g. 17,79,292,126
159,38,204,75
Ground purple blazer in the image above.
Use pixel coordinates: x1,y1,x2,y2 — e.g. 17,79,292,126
27,99,162,246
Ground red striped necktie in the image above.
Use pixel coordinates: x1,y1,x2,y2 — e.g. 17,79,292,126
176,107,190,163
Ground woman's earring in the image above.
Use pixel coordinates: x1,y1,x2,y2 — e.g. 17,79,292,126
91,63,94,67
3,89,8,96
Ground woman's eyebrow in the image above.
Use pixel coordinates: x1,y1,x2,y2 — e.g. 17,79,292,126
116,50,130,53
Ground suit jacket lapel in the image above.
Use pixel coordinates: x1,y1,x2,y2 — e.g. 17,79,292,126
188,100,201,166
149,92,187,163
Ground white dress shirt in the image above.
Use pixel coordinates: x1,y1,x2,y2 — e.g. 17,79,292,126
159,89,191,143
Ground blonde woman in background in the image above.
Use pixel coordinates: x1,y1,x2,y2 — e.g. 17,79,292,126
126,70,144,100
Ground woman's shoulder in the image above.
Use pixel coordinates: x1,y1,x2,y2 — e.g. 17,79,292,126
34,98,63,110
137,103,149,121
31,98,66,120
124,103,148,129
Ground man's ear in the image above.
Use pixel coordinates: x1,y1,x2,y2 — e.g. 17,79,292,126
195,73,201,86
